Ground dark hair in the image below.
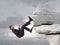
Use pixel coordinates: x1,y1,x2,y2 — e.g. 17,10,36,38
9,25,13,29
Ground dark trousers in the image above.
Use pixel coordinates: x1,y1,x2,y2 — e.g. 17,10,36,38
13,17,33,38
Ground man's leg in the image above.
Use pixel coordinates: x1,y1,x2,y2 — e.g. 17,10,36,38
21,16,33,33
28,16,33,21
24,27,33,33
22,16,33,27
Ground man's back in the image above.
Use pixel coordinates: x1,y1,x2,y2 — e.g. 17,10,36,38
12,28,24,38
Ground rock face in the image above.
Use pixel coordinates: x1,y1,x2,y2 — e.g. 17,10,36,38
32,8,60,45
34,24,60,45
32,8,55,26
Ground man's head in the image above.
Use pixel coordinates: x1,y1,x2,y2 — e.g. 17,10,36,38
9,25,14,30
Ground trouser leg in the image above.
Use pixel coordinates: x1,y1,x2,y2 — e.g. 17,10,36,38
22,16,33,27
24,27,33,32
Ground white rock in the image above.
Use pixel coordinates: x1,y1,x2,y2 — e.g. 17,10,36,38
32,8,55,26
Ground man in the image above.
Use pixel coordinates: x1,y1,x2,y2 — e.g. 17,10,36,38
9,16,33,38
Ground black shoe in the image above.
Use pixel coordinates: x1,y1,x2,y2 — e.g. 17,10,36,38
28,16,33,21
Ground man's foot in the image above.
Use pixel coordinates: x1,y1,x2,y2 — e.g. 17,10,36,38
28,16,33,21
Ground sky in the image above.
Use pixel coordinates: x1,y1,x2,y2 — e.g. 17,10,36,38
0,0,60,28
0,0,60,45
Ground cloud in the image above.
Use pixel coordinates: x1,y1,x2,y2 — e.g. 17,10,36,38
0,16,25,28
1,0,60,13
6,0,55,7
11,0,60,13
0,0,60,28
